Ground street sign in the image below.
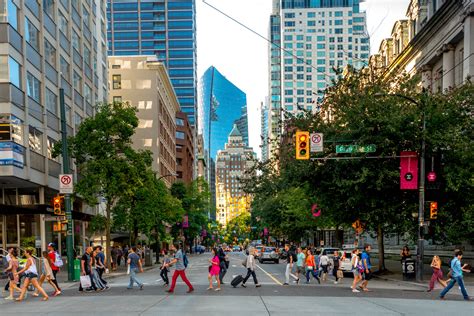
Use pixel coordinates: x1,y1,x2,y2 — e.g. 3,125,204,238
59,174,73,194
310,133,323,152
336,144,376,154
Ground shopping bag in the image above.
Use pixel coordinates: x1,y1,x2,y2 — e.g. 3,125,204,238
80,275,91,288
337,269,344,279
127,265,130,275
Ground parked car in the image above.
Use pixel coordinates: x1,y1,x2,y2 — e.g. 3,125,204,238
258,247,279,264
319,248,352,272
232,245,241,252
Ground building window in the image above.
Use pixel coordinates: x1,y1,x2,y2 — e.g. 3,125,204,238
6,0,18,30
73,71,81,92
83,46,91,66
142,139,152,147
113,96,122,103
8,56,21,88
112,75,121,89
25,18,39,51
176,131,185,139
60,57,70,79
45,88,57,114
43,0,54,18
28,126,43,154
74,112,82,129
84,84,92,104
47,137,59,161
176,118,184,126
59,12,68,36
26,72,41,102
44,39,56,66
138,119,153,128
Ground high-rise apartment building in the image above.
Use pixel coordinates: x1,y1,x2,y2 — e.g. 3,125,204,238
260,100,270,161
267,0,369,155
215,124,256,227
0,0,107,253
176,111,194,183
107,0,197,126
108,56,179,187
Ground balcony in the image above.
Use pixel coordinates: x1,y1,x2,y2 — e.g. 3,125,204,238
0,83,25,109
0,24,23,54
48,159,61,177
30,151,45,172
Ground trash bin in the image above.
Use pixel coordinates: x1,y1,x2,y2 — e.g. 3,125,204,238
144,249,153,267
402,258,415,280
73,259,81,281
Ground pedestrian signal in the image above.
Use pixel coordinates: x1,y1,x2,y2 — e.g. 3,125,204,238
430,202,438,220
53,196,62,215
296,131,310,160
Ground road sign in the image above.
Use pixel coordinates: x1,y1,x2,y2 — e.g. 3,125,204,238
59,174,73,194
310,133,323,152
336,144,376,154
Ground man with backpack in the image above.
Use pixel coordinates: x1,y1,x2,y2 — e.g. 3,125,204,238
48,243,62,293
165,243,194,294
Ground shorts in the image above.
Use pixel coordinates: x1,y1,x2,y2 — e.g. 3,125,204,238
297,266,305,274
363,270,372,281
321,265,328,273
7,272,14,281
25,272,38,279
352,269,360,277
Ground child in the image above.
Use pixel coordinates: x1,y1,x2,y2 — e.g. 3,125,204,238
160,251,171,286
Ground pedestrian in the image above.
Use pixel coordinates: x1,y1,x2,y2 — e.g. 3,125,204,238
3,248,21,300
319,251,330,282
351,249,363,293
47,243,62,294
111,246,118,271
440,250,470,300
217,247,228,284
15,248,49,301
33,251,60,297
79,247,97,292
360,244,372,292
92,247,108,290
241,248,261,288
123,245,129,262
283,244,295,285
295,247,305,284
126,246,144,290
207,248,221,291
160,251,171,286
400,246,411,262
3,247,14,294
117,246,123,268
428,255,447,292
94,246,107,286
332,250,342,284
166,243,194,294
305,249,320,284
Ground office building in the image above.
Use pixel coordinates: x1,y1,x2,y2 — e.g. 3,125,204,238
369,0,474,92
260,100,270,161
176,111,194,183
107,0,197,126
108,56,179,187
215,124,256,227
0,0,107,253
267,0,369,155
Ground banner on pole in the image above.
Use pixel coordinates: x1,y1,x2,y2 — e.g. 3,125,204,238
400,151,418,190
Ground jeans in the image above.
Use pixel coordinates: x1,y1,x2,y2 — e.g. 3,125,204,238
243,268,258,284
168,270,193,292
306,268,320,282
97,267,107,286
52,270,60,291
219,261,227,283
285,263,292,284
128,268,142,289
440,276,469,299
160,268,169,284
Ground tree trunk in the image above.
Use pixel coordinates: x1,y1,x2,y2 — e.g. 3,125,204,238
377,225,386,272
105,203,112,270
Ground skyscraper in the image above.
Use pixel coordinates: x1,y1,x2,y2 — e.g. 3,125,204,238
107,0,198,125
260,100,270,161
0,0,107,252
267,0,369,154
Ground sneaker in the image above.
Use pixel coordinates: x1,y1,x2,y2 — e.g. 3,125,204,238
214,288,221,291
352,289,360,293
334,281,338,284
52,291,61,297
4,296,14,300
241,283,247,288
126,287,133,290
256,284,261,288
139,284,144,290
283,283,289,286
186,288,194,293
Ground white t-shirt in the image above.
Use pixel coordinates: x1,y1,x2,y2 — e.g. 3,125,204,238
351,253,359,268
320,255,329,265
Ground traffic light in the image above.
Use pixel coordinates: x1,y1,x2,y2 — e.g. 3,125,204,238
53,196,62,215
430,201,438,219
295,131,310,160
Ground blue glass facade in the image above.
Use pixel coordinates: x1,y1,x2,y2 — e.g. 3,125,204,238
199,66,248,162
107,0,198,125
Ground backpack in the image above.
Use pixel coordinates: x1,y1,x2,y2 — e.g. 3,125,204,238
183,253,189,268
55,252,64,268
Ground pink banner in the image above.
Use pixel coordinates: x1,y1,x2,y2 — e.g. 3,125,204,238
263,228,268,236
182,215,189,228
400,151,418,190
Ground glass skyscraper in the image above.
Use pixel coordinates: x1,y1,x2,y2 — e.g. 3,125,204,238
107,0,197,125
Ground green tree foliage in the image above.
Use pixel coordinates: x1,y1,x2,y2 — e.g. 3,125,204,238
224,212,251,244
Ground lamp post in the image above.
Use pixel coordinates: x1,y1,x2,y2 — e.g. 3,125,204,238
375,92,426,282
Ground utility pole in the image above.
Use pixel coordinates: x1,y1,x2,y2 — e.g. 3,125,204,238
59,88,74,282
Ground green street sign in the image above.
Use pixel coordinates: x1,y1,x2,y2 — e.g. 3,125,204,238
336,144,376,154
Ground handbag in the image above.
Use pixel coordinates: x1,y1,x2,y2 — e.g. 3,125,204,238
242,258,247,267
80,275,91,288
337,269,344,279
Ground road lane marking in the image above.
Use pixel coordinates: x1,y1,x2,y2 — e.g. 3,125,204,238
256,264,283,286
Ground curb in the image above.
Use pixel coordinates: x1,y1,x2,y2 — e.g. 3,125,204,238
373,274,427,288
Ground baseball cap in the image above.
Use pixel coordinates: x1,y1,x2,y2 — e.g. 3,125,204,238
48,243,56,248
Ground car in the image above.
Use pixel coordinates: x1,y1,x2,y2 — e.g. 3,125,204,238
258,247,279,264
319,248,352,272
232,245,241,252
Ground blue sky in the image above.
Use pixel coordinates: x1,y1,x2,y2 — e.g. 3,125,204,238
196,0,409,158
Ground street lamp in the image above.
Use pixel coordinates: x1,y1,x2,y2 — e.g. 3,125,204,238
375,92,426,282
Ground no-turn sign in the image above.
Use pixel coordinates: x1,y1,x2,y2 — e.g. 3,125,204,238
59,174,73,194
310,133,323,152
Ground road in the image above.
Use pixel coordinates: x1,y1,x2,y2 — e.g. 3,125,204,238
1,252,471,315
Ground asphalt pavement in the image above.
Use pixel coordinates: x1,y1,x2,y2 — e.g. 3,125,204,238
0,252,472,315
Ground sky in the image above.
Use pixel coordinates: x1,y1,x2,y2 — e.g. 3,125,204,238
196,0,409,158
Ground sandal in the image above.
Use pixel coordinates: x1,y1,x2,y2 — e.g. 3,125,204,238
207,287,213,290
32,293,39,297
42,297,49,301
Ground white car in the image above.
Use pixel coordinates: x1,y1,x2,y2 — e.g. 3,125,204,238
319,248,352,272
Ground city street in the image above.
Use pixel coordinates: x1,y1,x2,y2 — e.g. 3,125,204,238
1,252,472,315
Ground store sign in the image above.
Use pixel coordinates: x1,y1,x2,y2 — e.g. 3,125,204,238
0,142,25,168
